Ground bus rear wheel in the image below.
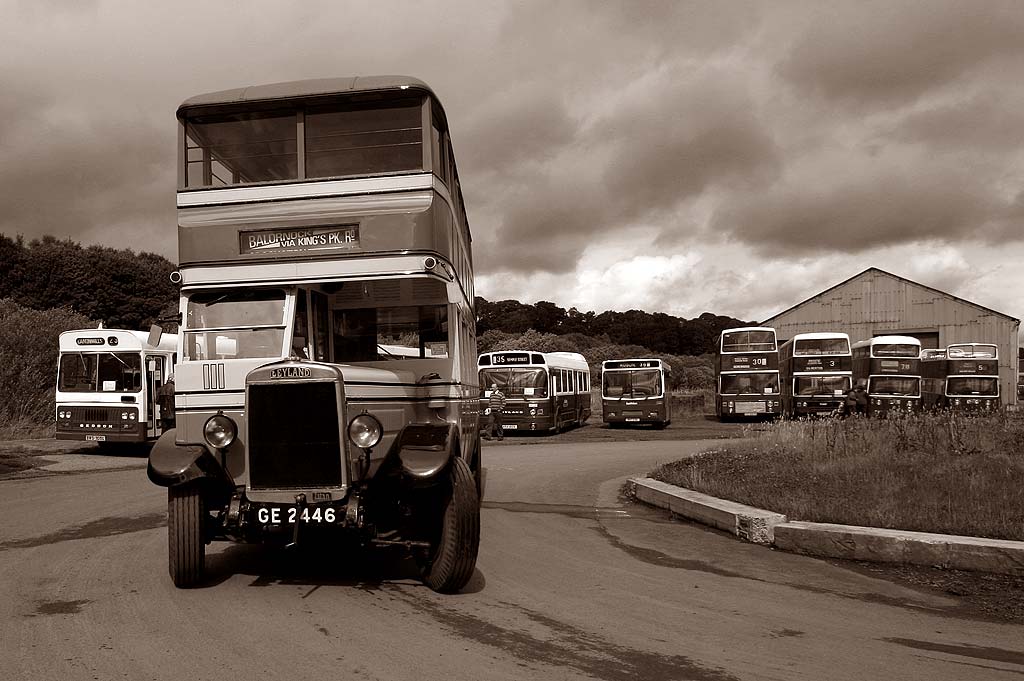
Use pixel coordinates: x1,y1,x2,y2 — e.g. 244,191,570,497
168,483,205,588
422,457,480,593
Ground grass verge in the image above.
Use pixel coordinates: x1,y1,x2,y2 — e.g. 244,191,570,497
650,412,1024,541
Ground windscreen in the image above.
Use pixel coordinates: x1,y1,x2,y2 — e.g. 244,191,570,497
794,375,851,396
479,368,548,398
868,376,920,396
603,369,663,398
872,343,919,358
184,288,287,360
946,377,999,396
719,372,780,395
794,338,850,355
58,353,143,392
946,344,997,359
333,305,448,361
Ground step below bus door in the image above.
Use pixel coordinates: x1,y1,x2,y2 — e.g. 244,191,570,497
146,356,165,438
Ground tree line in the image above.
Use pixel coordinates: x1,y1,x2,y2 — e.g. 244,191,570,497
0,234,178,330
475,297,748,357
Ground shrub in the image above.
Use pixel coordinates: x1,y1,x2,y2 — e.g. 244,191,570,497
0,299,94,437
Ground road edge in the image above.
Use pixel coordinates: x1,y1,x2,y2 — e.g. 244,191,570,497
630,477,1024,576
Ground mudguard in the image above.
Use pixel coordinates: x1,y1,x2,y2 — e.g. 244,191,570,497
146,429,233,492
393,422,460,483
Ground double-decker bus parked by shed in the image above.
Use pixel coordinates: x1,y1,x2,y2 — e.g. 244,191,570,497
1018,347,1024,402
922,344,1000,412
601,358,671,428
56,329,177,445
478,351,590,433
921,348,948,409
147,76,482,593
714,327,781,420
779,332,852,418
852,336,922,415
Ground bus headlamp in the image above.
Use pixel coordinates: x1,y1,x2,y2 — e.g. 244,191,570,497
204,414,237,448
348,414,382,449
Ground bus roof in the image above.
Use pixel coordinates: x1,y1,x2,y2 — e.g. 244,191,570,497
789,332,850,340
178,76,437,115
852,335,922,348
721,326,775,335
59,329,178,353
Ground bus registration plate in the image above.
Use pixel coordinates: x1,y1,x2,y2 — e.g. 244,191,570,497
85,434,107,442
501,424,517,430
736,402,765,414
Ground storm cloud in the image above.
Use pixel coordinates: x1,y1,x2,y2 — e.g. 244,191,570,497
0,0,1022,322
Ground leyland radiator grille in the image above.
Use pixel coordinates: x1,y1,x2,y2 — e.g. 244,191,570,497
247,382,343,489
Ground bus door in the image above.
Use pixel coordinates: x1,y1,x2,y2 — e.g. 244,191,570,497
146,356,166,438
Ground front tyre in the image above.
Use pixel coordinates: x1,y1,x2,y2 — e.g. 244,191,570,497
423,457,480,593
168,484,205,588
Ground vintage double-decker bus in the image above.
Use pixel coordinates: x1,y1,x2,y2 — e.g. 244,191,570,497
852,336,922,415
714,327,781,420
779,332,852,418
601,358,671,428
477,351,590,433
56,329,177,445
922,343,1000,412
147,77,481,592
1018,347,1024,402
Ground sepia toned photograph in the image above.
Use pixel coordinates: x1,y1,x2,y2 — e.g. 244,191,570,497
1,1,1023,679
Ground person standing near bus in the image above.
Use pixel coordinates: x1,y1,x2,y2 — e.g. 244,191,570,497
158,373,176,432
485,383,506,441
843,379,868,417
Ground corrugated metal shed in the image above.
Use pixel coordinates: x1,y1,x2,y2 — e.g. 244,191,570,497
763,268,1020,403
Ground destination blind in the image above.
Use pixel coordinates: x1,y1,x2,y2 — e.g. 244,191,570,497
605,360,659,370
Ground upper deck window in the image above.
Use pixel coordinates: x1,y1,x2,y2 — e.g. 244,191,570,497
306,99,422,178
947,344,997,359
183,97,425,189
722,330,776,353
794,338,850,356
186,111,298,186
872,343,919,358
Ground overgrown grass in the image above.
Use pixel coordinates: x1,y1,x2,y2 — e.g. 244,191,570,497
650,412,1024,541
0,416,54,441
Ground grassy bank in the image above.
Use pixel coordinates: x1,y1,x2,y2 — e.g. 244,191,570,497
650,413,1024,541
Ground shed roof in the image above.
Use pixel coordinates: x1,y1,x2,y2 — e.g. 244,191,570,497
762,267,1019,326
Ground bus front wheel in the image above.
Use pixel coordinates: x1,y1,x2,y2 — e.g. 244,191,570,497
422,457,480,593
168,483,205,588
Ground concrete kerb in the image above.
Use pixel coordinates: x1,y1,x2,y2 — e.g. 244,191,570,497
631,477,786,545
630,477,1024,576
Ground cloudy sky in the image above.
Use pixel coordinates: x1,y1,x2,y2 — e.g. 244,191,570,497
2,0,1023,323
